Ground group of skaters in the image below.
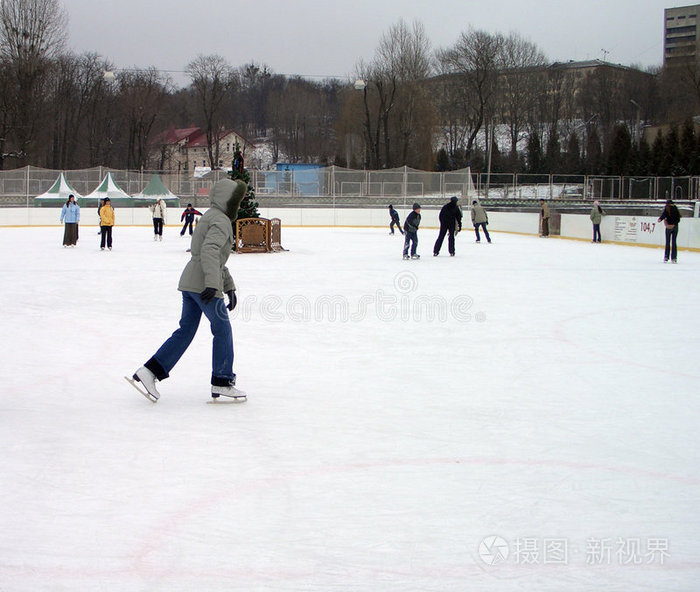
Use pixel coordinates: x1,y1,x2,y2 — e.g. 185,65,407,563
390,196,683,263
389,197,491,260
59,196,204,249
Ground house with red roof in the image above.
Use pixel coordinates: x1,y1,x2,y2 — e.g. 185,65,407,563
151,124,255,174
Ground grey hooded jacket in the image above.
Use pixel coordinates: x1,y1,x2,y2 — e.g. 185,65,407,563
178,178,246,298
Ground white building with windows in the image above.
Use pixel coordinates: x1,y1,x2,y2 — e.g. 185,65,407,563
150,125,255,174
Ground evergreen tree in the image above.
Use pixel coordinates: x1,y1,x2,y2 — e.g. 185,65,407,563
228,141,259,220
650,130,664,175
637,137,651,175
526,132,544,174
544,128,561,173
679,119,696,175
694,130,700,175
436,148,450,171
489,138,502,173
627,142,640,176
661,125,680,176
607,125,632,175
584,128,603,175
562,133,582,174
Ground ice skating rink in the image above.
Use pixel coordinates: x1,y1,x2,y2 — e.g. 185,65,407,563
1,225,699,591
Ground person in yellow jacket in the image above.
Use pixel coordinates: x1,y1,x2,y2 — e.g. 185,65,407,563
99,197,115,250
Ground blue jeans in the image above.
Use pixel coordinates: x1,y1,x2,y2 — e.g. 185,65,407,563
403,230,418,256
474,223,490,242
149,291,235,384
664,226,678,261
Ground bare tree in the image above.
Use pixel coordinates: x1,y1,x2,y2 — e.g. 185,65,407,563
498,33,547,159
268,77,340,164
186,54,234,169
353,19,434,169
238,62,271,137
380,20,434,166
117,67,170,169
436,29,503,157
0,0,67,165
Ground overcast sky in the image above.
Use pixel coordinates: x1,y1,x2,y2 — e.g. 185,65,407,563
61,0,672,86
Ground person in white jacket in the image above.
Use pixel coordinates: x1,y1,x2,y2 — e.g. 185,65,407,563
471,200,491,243
150,199,167,241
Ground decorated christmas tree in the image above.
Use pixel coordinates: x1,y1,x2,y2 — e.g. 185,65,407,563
229,141,259,220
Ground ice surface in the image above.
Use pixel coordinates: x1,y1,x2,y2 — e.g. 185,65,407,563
1,225,699,591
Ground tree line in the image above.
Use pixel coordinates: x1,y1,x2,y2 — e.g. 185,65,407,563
1,0,699,176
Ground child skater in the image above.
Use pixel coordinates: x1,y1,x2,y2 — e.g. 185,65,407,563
402,203,421,260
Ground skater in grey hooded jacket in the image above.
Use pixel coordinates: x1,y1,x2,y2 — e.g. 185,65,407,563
131,178,247,402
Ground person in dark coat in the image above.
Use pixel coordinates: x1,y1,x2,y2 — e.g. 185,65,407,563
388,205,403,235
403,203,421,259
433,196,463,256
180,204,203,236
657,199,681,263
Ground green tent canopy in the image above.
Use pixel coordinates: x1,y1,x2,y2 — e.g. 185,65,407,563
80,172,133,207
132,173,180,207
33,173,83,207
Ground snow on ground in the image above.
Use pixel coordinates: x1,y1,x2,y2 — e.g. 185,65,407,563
1,225,699,592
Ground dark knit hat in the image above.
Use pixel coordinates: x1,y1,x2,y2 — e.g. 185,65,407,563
450,196,458,202
412,202,421,210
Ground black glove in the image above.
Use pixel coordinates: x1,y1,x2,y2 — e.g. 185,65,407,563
200,287,217,303
227,290,237,311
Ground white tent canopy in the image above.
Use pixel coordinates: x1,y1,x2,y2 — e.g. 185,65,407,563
84,172,131,201
34,172,83,201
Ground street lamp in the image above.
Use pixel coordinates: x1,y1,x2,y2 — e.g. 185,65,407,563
485,115,497,198
630,99,642,145
354,78,371,171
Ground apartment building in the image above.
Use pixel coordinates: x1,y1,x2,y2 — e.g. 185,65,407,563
664,4,700,66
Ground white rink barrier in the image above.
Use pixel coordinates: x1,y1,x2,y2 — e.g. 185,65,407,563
2,206,699,250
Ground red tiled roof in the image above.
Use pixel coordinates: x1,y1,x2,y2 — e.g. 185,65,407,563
152,126,256,149
151,126,201,145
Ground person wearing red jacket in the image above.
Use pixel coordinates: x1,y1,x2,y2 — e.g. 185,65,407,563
180,204,203,236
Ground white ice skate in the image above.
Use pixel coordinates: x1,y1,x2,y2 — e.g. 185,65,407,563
125,366,161,402
209,382,247,403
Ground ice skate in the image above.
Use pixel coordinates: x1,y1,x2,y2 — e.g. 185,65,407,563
403,254,410,260
210,380,247,403
125,366,161,402
411,254,420,259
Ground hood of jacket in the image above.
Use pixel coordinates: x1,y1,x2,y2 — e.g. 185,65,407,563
209,178,247,221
